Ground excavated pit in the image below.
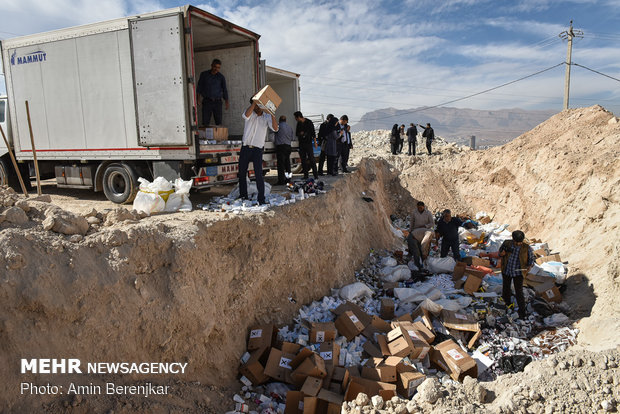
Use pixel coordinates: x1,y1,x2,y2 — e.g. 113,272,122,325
0,105,618,413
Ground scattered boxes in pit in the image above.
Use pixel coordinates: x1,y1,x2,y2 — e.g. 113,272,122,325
233,215,575,412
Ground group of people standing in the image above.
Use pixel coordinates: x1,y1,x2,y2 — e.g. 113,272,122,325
273,112,353,183
390,123,435,156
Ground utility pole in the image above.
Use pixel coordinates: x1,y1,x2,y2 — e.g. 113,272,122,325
559,20,583,110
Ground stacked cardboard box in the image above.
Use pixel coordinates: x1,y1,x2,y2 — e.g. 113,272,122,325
240,301,483,412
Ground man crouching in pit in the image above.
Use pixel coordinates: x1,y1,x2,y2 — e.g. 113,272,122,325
499,230,535,319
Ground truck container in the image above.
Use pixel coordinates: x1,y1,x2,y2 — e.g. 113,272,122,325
0,5,301,203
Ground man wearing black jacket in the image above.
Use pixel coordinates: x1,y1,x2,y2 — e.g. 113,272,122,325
294,111,318,179
420,123,434,155
435,209,462,262
406,123,418,156
317,114,334,175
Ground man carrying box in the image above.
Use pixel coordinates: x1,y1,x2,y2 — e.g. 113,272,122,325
238,99,278,205
499,230,535,319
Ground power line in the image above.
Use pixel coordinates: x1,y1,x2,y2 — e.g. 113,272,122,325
572,62,620,83
358,62,565,122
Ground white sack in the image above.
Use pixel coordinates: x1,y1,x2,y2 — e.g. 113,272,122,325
164,178,193,212
540,262,567,284
382,265,411,283
435,299,463,312
339,282,373,301
132,177,166,215
381,257,398,267
427,257,456,274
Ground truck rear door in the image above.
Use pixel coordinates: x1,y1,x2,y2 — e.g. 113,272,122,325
129,13,190,146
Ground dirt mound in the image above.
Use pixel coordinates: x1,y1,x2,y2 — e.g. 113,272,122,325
358,105,620,351
0,159,409,412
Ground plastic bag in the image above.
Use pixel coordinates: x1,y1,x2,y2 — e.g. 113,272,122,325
164,178,193,212
381,265,411,283
426,257,456,274
407,260,419,271
381,257,398,267
499,355,532,373
132,177,167,215
418,298,443,315
435,298,462,312
339,282,373,301
540,262,567,284
544,313,570,326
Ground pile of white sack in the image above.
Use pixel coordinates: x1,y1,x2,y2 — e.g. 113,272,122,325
132,177,193,215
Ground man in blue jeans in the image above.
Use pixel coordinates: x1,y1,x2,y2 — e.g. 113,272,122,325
238,99,278,204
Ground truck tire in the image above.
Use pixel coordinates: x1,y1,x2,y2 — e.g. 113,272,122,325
102,163,138,204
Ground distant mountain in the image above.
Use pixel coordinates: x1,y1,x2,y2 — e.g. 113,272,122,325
352,106,558,147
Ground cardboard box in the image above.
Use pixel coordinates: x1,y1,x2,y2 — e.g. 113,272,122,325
332,302,372,327
411,321,436,344
535,282,562,303
371,315,393,333
264,347,297,384
453,261,467,281
395,313,413,322
536,253,562,265
247,324,276,351
252,84,282,115
239,347,270,385
470,257,491,267
300,376,323,397
363,341,383,359
335,311,365,340
440,310,482,349
525,272,556,285
329,366,347,393
397,371,426,398
344,376,397,402
430,340,478,382
317,389,344,406
464,269,485,294
386,327,416,358
377,335,391,356
389,323,431,360
319,342,340,374
303,397,320,414
197,126,228,141
361,358,397,383
411,307,434,333
310,322,337,343
285,391,305,414
291,354,327,387
380,298,395,320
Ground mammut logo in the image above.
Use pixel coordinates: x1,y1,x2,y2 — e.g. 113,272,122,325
11,50,47,65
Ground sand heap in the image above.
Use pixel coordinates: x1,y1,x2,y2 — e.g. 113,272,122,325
0,158,409,413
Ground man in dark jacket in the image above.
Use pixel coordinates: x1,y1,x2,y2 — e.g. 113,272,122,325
421,123,434,155
406,123,418,155
435,209,462,262
499,230,535,319
317,114,334,175
294,111,318,179
197,59,229,126
274,115,293,185
338,115,352,173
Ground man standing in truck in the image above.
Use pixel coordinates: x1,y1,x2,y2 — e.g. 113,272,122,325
197,59,229,126
238,99,278,204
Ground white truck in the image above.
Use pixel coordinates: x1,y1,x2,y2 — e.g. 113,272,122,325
0,5,301,203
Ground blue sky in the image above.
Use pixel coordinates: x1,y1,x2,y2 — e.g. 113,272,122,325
1,0,619,124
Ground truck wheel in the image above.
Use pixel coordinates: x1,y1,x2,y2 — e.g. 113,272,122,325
102,163,138,204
